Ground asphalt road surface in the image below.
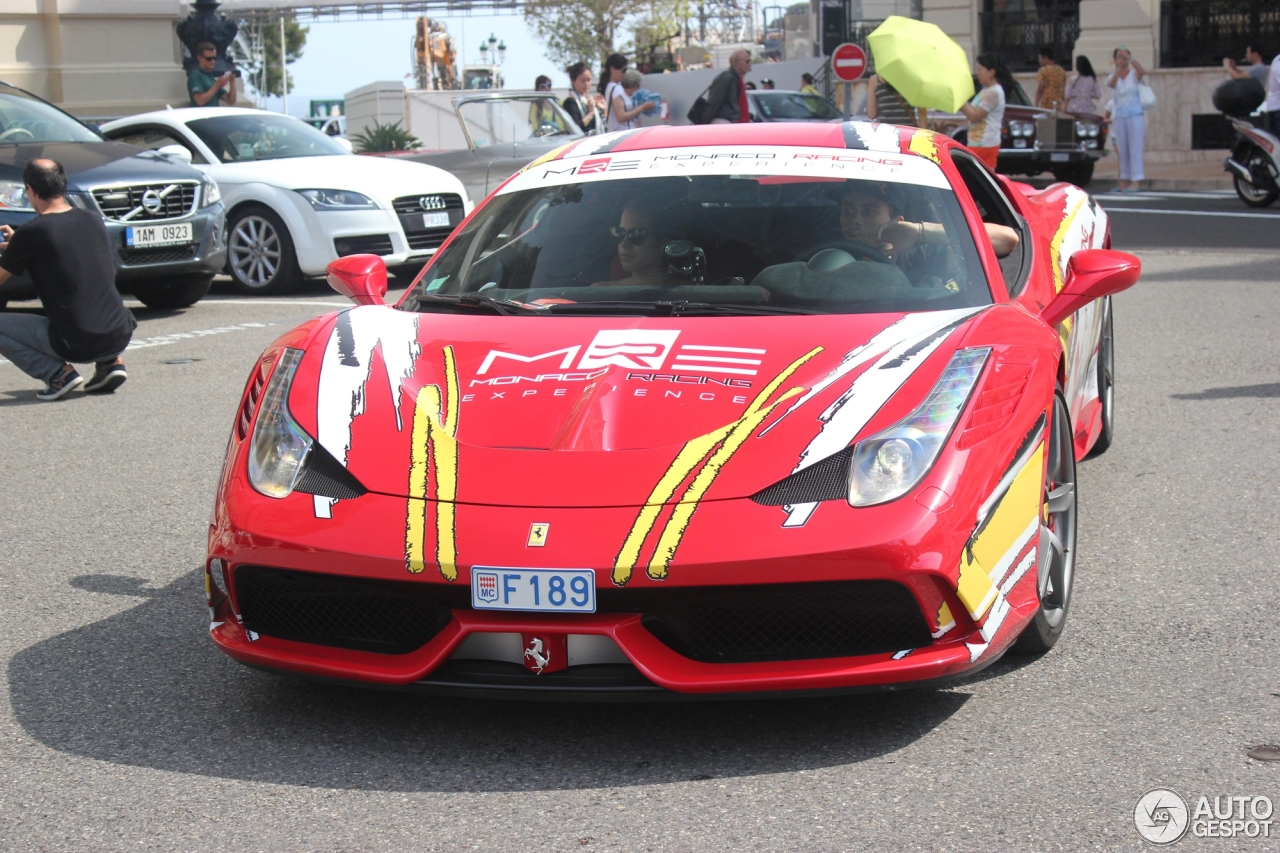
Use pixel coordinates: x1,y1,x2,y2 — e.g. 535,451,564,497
1,195,1277,851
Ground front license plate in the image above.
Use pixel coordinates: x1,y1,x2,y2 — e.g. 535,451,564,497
126,222,192,248
1050,152,1070,162
422,212,450,228
471,567,596,613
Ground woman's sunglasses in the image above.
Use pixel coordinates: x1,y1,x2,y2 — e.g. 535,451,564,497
610,226,652,245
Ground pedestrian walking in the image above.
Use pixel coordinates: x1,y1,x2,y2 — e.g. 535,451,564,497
1065,56,1101,114
702,49,753,124
959,54,1006,170
563,61,604,133
1106,47,1147,191
0,159,134,399
800,73,820,97
865,73,922,127
188,42,236,107
1036,46,1067,110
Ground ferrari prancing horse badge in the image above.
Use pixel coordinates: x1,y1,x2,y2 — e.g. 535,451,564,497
527,523,549,547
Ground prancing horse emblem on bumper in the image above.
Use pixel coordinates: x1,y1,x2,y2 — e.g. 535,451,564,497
527,522,549,547
523,637,551,673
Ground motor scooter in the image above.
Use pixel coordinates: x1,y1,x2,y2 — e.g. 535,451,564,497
1223,114,1280,207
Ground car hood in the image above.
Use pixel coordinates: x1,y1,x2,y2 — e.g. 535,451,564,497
288,305,985,507
208,154,467,203
0,141,203,186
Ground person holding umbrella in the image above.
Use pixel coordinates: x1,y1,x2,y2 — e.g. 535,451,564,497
959,54,1006,170
866,16,975,129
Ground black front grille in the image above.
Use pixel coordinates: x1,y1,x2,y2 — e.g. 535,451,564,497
406,228,453,251
234,566,455,655
121,244,199,265
93,183,198,221
392,193,464,215
629,581,931,663
334,234,394,257
751,448,854,506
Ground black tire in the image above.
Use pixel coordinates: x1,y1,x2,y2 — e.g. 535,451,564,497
1233,173,1279,208
1014,390,1077,654
1087,298,1115,457
226,205,302,295
131,274,213,310
1051,161,1095,186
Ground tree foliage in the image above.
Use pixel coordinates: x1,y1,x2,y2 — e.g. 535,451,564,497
242,16,308,98
351,120,422,154
523,0,648,69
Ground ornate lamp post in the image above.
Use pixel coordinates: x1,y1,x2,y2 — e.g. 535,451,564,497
175,0,238,75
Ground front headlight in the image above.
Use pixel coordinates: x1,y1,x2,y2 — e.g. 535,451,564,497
247,348,313,499
0,180,33,211
296,188,377,211
200,173,221,207
1009,120,1035,138
848,348,989,507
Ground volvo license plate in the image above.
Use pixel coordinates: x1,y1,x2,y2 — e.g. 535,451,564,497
126,222,192,248
471,567,596,613
423,212,450,228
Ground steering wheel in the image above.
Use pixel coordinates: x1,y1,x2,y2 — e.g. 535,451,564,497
0,127,35,142
797,239,893,267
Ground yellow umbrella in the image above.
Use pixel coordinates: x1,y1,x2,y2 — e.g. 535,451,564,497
867,15,975,113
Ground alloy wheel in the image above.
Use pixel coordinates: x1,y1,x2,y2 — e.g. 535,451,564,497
1038,394,1077,630
229,214,283,289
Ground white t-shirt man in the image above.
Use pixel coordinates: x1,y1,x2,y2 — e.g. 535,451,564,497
1266,54,1280,112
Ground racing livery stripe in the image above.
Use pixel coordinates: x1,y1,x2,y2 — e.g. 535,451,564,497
907,129,940,164
612,346,823,585
956,441,1044,620
404,346,461,580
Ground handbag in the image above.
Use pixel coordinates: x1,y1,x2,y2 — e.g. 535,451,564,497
687,85,712,124
1138,82,1157,111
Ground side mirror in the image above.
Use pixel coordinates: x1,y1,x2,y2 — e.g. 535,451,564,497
1041,249,1141,327
326,254,387,306
156,144,193,164
333,136,353,153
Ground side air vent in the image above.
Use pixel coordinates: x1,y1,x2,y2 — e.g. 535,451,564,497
956,363,1032,449
295,442,367,499
750,448,854,506
236,360,270,441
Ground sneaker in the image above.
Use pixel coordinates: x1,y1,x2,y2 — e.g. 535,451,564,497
84,359,127,394
37,364,84,401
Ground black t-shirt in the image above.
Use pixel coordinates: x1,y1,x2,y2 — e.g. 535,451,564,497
1,208,135,362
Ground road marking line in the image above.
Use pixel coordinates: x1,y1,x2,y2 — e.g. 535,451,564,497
123,299,350,308
0,321,279,367
1100,207,1280,219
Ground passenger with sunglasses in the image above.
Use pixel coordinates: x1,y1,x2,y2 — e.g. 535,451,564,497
188,42,236,108
592,201,683,289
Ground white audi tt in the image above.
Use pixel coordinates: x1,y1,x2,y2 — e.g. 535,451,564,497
101,108,471,294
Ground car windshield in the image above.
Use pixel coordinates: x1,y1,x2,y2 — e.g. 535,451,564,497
186,114,349,162
403,153,990,317
755,92,841,120
458,98,583,148
0,85,100,143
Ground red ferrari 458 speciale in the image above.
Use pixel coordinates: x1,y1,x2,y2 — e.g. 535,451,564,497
207,122,1139,699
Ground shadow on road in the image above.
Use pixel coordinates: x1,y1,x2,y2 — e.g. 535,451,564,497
9,569,969,793
1171,382,1280,400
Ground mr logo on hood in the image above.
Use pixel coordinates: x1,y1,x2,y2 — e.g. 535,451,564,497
478,330,767,378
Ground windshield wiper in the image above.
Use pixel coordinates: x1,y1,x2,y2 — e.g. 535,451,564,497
413,294,541,315
542,300,817,316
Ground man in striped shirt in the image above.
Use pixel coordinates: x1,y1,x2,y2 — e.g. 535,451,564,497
864,73,923,127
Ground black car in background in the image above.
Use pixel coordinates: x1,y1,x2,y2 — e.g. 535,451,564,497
0,83,225,309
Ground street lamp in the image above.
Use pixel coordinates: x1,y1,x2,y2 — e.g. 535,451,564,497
478,40,488,64
496,41,506,64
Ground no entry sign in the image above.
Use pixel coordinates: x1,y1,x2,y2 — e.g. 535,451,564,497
831,43,868,82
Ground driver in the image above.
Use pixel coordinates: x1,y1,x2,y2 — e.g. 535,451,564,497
837,181,1020,263
592,200,686,289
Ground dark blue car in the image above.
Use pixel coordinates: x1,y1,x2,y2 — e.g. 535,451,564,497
0,82,225,309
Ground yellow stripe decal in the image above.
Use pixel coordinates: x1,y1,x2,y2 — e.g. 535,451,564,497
613,347,823,585
908,129,940,164
1049,194,1087,294
403,346,461,580
957,443,1045,618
